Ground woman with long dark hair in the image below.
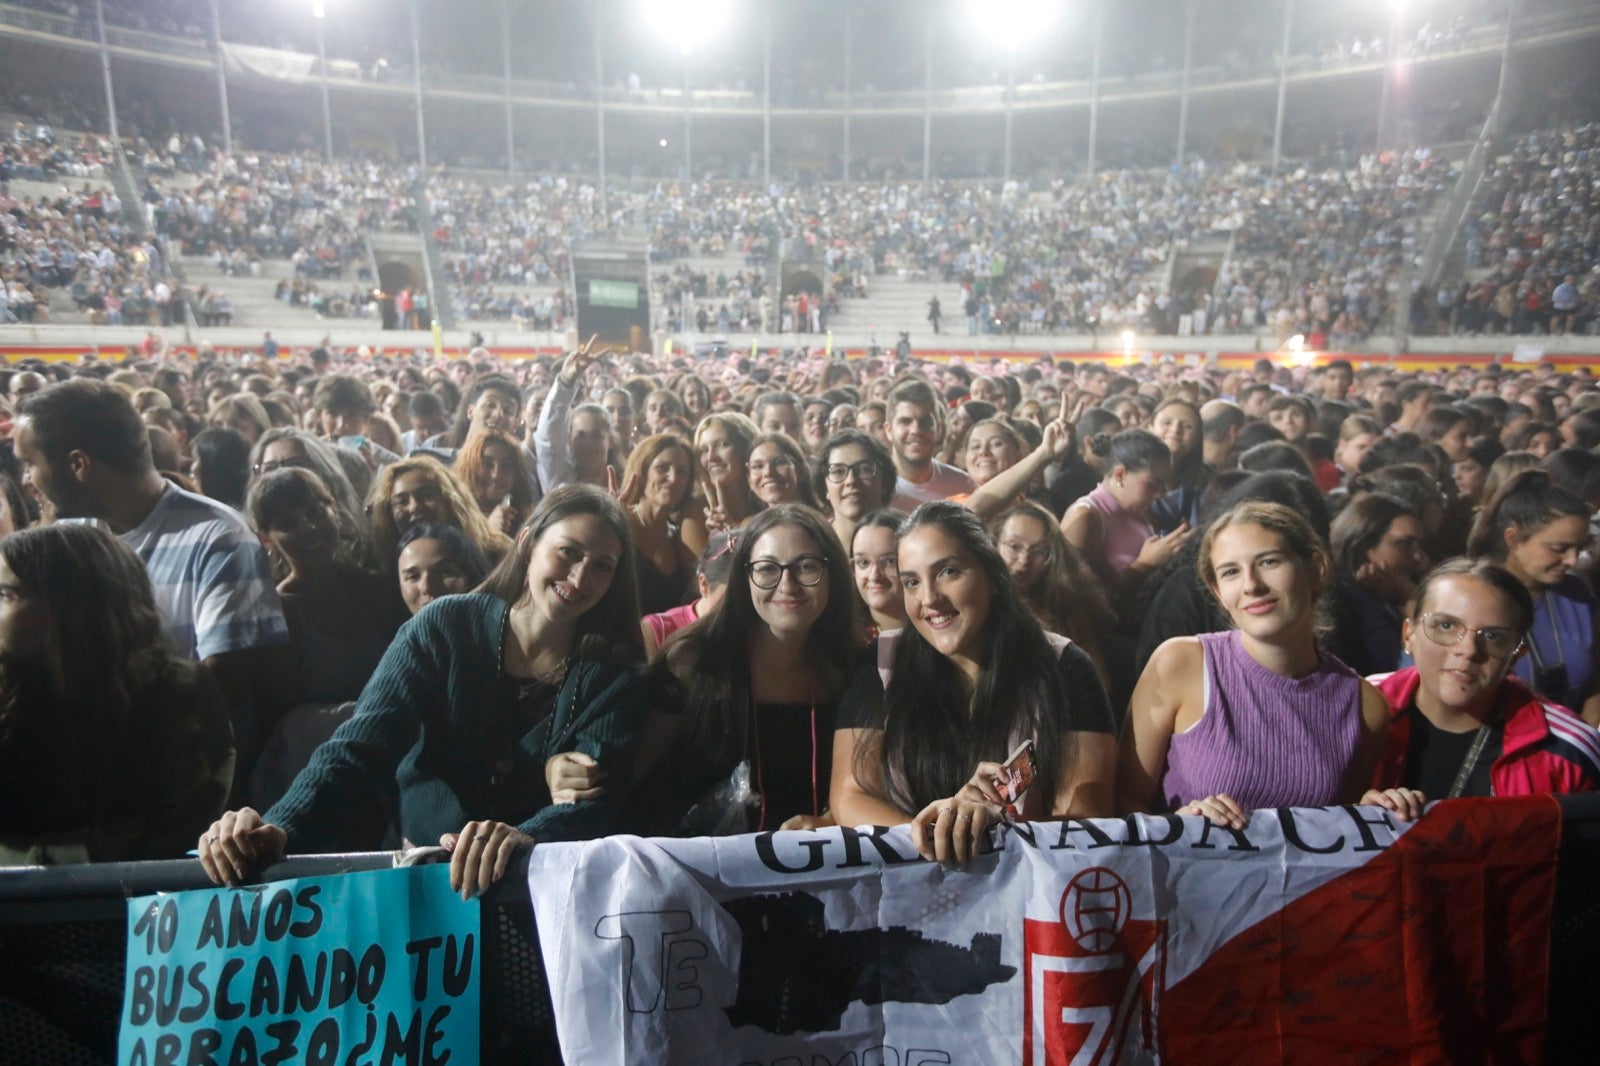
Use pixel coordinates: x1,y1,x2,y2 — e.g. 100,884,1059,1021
1330,492,1429,676
832,502,1118,866
990,500,1112,677
0,525,233,864
200,485,648,897
621,504,861,836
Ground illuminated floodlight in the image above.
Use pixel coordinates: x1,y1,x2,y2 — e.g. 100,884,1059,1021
659,138,669,147
642,0,733,55
967,0,1060,52
1121,329,1134,356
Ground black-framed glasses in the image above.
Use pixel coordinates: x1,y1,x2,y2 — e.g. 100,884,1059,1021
747,556,827,589
825,461,880,484
1418,612,1524,660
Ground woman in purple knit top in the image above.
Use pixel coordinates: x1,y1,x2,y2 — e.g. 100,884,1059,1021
1117,501,1391,828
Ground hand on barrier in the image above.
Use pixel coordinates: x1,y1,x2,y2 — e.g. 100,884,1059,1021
778,811,836,831
545,752,606,804
1359,787,1428,822
1176,793,1249,830
441,820,532,900
197,807,288,887
910,796,1002,869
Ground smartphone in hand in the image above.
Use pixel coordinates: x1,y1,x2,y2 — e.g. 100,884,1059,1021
995,740,1036,822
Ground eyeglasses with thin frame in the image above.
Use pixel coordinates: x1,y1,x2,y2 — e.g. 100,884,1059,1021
747,555,828,589
1417,612,1524,660
749,457,796,475
826,461,880,484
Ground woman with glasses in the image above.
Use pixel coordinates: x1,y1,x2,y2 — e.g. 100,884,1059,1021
614,505,859,836
815,430,896,554
850,508,908,648
990,500,1111,679
1468,469,1600,723
1362,558,1600,821
1118,501,1391,829
747,432,821,511
250,428,371,566
832,503,1118,867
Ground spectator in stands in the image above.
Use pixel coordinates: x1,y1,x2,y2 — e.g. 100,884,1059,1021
1331,493,1429,676
991,501,1112,679
1468,470,1600,722
208,393,271,448
199,485,647,898
313,374,399,466
1363,558,1600,821
454,430,536,537
247,468,397,702
1117,501,1390,828
395,523,491,619
888,379,974,510
684,412,764,554
15,380,292,780
640,529,737,658
815,429,897,555
1453,436,1505,510
0,525,234,865
832,502,1117,865
368,455,513,565
747,432,821,511
249,428,372,569
621,505,858,836
190,427,252,512
851,509,908,644
1061,429,1191,604
401,391,449,453
618,433,698,615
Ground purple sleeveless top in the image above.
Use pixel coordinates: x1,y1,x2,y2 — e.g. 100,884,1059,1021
1087,484,1150,575
1161,630,1363,812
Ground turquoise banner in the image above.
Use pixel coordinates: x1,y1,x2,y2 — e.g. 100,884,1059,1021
118,865,478,1066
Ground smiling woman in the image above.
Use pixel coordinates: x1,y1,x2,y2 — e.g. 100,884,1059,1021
1117,501,1391,829
199,485,648,900
831,502,1119,867
620,505,861,837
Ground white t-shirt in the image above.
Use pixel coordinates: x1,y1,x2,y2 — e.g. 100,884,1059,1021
892,460,975,511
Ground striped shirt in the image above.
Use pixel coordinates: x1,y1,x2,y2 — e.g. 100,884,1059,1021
117,482,289,661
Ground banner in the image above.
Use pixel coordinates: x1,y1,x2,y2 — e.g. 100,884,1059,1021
118,865,479,1066
526,800,1559,1064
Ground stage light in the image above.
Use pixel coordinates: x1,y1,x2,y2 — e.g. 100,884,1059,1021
659,138,669,147
642,0,733,56
966,0,1060,52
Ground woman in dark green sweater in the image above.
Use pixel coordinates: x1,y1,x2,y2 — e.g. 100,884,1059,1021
198,484,647,898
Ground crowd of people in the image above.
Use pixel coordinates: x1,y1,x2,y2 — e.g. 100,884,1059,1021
0,340,1594,902
8,86,1598,340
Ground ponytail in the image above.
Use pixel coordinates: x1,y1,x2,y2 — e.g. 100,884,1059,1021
1467,468,1591,559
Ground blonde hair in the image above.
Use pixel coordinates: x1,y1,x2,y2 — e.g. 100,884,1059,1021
369,455,512,562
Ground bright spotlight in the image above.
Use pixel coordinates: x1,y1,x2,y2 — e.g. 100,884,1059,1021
642,0,732,55
967,0,1059,51
658,138,669,147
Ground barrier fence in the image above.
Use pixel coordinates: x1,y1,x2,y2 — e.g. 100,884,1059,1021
3,795,1598,1065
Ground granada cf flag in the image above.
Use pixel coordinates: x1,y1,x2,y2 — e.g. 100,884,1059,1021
525,800,1559,1064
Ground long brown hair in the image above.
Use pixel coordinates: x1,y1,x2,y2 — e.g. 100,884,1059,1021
477,484,645,666
454,429,536,514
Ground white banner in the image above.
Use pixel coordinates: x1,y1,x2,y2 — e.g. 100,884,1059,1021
526,802,1557,1064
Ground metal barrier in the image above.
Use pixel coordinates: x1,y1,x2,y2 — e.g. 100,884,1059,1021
3,796,1598,1065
